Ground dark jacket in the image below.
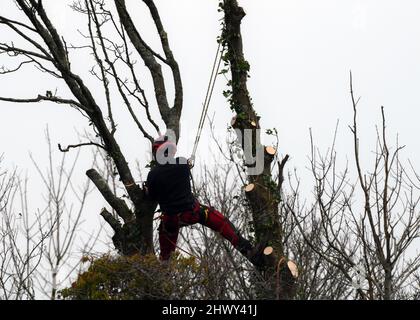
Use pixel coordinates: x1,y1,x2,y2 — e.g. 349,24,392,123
146,157,195,214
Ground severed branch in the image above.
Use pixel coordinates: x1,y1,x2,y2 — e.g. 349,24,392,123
100,208,122,233
86,168,133,223
58,142,106,153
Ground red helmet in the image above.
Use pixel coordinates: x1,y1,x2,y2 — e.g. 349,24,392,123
152,135,177,157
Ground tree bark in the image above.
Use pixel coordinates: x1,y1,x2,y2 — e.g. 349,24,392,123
222,0,296,299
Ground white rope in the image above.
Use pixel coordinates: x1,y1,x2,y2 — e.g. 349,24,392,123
190,42,224,162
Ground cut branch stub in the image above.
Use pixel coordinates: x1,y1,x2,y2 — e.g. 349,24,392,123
264,246,274,256
262,146,277,176
275,257,298,299
287,260,299,279
244,183,255,193
100,208,122,232
265,146,276,156
86,168,133,223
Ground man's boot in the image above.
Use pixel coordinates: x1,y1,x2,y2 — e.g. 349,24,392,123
237,236,265,267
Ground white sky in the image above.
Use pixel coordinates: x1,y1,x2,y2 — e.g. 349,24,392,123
1,0,420,273
1,1,420,165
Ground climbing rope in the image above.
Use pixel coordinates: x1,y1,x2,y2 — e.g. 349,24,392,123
190,41,224,162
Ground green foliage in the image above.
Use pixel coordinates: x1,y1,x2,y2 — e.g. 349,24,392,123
60,253,204,300
217,0,253,117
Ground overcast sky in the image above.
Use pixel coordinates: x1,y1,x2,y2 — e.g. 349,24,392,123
1,0,420,258
1,1,420,166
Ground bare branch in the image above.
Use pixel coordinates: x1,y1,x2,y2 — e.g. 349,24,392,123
58,142,106,153
0,43,51,61
142,0,183,116
0,94,90,112
114,0,180,137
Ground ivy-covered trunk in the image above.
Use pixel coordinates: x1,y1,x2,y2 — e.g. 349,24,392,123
221,0,296,299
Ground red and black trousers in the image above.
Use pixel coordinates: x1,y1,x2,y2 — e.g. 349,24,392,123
158,201,243,260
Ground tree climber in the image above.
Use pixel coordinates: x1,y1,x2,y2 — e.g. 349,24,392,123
146,135,263,266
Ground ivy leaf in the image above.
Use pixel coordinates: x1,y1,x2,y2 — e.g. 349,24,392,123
223,90,232,98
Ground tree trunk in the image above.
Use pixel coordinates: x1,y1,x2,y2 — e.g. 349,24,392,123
222,0,296,299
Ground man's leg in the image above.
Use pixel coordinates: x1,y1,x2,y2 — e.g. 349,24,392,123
159,203,205,259
171,202,264,266
158,214,180,261
196,204,252,254
200,206,266,266
176,203,242,245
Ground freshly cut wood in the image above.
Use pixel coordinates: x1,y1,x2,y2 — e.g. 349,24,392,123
263,246,273,256
250,120,257,127
244,183,255,192
287,260,299,279
265,146,276,155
